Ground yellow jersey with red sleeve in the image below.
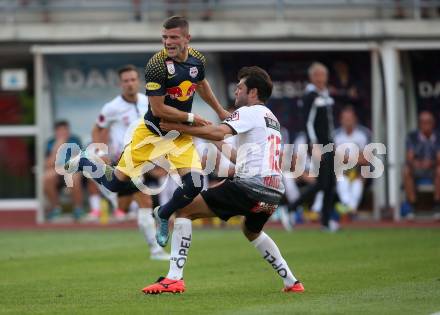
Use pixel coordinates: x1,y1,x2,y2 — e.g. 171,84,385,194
144,47,206,135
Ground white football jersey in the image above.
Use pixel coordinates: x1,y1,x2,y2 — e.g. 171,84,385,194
222,105,283,179
96,93,148,161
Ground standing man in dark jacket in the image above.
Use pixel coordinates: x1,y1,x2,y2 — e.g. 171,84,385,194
286,62,337,231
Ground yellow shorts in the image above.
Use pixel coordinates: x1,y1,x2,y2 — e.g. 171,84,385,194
116,122,202,178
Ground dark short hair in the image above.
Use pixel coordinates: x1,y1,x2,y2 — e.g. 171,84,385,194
54,120,69,129
163,15,189,32
237,66,273,103
118,64,139,78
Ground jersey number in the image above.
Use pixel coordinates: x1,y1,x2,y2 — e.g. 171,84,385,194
268,135,281,171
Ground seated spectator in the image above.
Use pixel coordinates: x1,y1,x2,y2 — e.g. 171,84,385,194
329,61,360,107
403,111,440,218
334,106,371,216
280,131,325,230
44,120,83,221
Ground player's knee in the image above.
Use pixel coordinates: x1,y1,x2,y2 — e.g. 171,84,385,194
243,229,260,242
182,172,204,199
241,221,260,241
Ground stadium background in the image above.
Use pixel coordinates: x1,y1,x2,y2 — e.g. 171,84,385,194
0,1,439,224
1,2,440,315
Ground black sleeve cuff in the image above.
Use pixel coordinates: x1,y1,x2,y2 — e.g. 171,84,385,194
221,122,238,135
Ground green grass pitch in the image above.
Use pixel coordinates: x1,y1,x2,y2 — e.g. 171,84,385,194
1,228,439,314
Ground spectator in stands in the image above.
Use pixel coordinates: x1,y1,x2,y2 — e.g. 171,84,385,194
402,111,440,218
39,0,50,23
329,61,362,123
44,120,83,221
393,0,406,19
166,0,188,17
132,0,142,21
330,61,359,105
201,0,213,21
165,0,213,21
393,0,436,19
334,106,371,217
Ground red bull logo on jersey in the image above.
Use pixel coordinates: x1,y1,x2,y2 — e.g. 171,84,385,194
166,80,198,102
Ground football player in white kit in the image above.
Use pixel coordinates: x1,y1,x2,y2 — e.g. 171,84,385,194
142,66,304,294
90,65,169,261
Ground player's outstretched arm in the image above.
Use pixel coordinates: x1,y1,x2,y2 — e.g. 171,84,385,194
196,79,230,121
160,121,233,141
149,95,211,126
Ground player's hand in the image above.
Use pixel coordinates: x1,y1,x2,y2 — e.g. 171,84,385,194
193,114,212,126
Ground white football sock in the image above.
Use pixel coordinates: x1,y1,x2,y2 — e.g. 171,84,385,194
311,191,324,213
167,218,192,280
251,232,297,287
89,194,101,211
349,178,364,211
137,208,161,253
336,176,351,206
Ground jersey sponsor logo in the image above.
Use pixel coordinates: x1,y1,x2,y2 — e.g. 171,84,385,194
264,116,281,132
166,80,198,102
263,250,288,278
250,201,277,215
146,82,161,91
189,66,198,78
166,60,175,75
175,234,191,268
